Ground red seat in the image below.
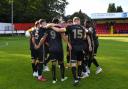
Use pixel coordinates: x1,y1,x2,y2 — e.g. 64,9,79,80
96,24,109,34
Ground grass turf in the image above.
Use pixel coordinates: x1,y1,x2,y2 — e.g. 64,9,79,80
0,36,128,89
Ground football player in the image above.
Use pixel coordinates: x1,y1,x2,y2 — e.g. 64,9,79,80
84,20,102,74
47,17,87,86
31,19,47,81
46,18,71,84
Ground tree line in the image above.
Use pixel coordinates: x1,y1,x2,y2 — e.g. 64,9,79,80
0,0,68,23
0,1,124,23
107,3,123,13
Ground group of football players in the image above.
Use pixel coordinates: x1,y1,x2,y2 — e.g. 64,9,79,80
26,17,102,86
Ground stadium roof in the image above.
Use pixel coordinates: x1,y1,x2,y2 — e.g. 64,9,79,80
91,12,128,19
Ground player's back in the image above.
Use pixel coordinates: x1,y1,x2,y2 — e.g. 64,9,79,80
32,27,47,45
66,24,85,45
47,28,63,52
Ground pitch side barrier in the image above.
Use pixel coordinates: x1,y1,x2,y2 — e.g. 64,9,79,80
97,34,128,37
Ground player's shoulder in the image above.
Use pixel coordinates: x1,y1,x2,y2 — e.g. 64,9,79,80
46,28,53,32
69,24,81,28
71,25,84,31
76,24,84,29
39,27,44,30
27,27,35,32
31,28,36,33
66,25,74,30
38,27,46,32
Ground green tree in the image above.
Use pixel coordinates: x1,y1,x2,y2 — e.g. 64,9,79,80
107,3,116,13
116,6,123,12
0,0,68,23
0,0,11,22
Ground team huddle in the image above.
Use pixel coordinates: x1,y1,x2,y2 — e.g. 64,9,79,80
26,17,102,86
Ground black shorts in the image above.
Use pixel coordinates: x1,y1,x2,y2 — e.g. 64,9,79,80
88,44,99,56
70,45,85,61
66,45,69,51
94,45,99,54
30,49,44,61
45,45,49,54
71,49,84,61
66,51,70,60
94,39,99,54
48,51,64,62
44,45,49,58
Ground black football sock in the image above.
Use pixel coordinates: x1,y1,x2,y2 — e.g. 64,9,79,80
82,61,86,73
85,59,89,66
92,58,99,67
72,67,77,80
78,65,82,77
88,59,92,68
44,60,47,66
67,55,70,63
82,56,89,72
52,64,56,81
60,63,65,79
32,63,37,72
38,63,43,76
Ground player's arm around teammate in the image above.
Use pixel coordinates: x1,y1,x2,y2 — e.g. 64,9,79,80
31,20,47,81
85,20,102,74
46,17,87,86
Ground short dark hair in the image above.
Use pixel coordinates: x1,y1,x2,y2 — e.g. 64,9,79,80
52,18,60,24
67,19,72,23
38,19,46,24
86,20,91,24
35,21,40,27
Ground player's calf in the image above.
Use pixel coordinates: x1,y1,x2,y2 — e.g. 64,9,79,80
59,62,68,82
32,60,38,77
71,60,80,86
52,60,57,84
37,61,47,81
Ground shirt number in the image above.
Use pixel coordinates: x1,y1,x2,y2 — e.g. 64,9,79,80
50,31,56,39
73,29,83,39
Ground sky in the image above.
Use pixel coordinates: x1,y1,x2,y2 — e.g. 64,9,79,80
65,0,128,16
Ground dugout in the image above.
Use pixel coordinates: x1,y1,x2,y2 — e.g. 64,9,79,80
91,12,128,36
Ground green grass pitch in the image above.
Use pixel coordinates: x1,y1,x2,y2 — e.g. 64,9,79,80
0,36,128,89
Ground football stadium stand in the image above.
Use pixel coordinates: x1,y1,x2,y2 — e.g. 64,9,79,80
96,24,110,34
91,12,128,36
